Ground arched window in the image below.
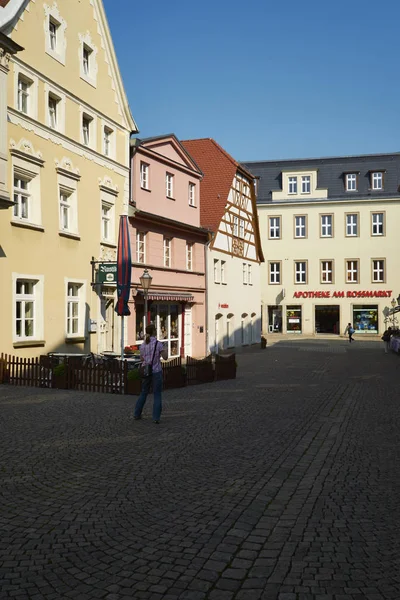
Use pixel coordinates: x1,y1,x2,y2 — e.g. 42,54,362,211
227,313,235,348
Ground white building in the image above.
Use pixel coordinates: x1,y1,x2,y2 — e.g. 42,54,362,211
182,138,264,352
244,153,400,337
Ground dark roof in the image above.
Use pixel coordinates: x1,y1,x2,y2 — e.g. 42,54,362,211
242,152,400,204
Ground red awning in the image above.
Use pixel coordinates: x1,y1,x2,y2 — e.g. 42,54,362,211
137,290,194,302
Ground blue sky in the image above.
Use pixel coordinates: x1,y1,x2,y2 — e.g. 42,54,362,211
103,0,400,162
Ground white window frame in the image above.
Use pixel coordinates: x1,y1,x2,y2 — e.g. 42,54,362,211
45,84,65,133
221,260,226,284
239,219,245,239
321,260,333,283
186,243,193,271
288,176,297,194
136,231,146,263
372,259,385,283
17,76,30,115
101,202,112,242
295,215,306,238
44,3,67,65
321,214,333,238
243,263,248,285
301,175,310,194
346,173,357,191
99,185,117,245
269,216,281,239
13,176,30,221
166,172,174,198
12,273,44,343
11,150,44,229
372,172,383,190
14,66,38,120
346,260,359,283
372,212,384,236
189,183,196,207
59,188,72,232
295,261,307,284
49,18,58,51
82,44,92,76
233,216,239,237
140,162,149,190
346,213,358,237
48,93,59,130
82,114,92,146
65,279,87,339
56,167,80,237
78,32,98,87
248,264,252,285
163,237,171,267
269,262,281,284
103,127,112,157
214,258,220,284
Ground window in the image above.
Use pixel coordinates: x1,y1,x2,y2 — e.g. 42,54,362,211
103,127,112,157
66,283,82,336
371,172,383,190
248,264,252,285
221,260,226,284
163,237,171,267
346,260,359,283
372,259,385,283
101,203,112,241
136,231,145,263
17,76,30,114
321,260,334,283
295,261,307,284
59,189,71,231
294,215,306,238
346,213,358,237
269,216,281,239
13,176,30,220
166,172,174,198
269,262,281,284
140,162,149,189
49,18,58,51
321,214,333,237
186,243,193,271
288,176,297,194
301,176,310,194
233,216,239,237
82,115,91,146
83,45,92,76
346,173,357,191
239,219,245,239
188,183,195,207
48,94,58,129
286,306,302,333
353,305,378,334
15,279,36,340
243,263,248,285
371,212,384,236
214,258,220,283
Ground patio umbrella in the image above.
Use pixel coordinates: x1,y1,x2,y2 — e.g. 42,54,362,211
115,215,132,358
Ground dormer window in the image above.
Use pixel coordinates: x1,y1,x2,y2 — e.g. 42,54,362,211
301,176,310,194
288,176,297,194
345,173,357,191
371,171,384,190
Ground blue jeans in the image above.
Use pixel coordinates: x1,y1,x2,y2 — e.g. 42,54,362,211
134,370,163,421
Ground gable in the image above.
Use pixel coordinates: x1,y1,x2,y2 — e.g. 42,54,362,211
142,136,202,174
5,0,136,132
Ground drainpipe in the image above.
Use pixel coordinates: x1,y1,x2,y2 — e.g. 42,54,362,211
204,232,212,356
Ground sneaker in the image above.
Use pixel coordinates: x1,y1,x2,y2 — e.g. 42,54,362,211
153,420,160,424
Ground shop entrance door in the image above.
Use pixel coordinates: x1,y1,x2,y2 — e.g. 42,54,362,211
315,305,340,334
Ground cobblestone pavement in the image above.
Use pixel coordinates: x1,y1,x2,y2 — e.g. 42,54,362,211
1,339,400,600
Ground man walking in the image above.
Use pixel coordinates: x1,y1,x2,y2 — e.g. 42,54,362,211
345,322,355,343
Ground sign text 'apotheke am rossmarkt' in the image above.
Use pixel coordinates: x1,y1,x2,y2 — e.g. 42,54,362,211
293,290,392,299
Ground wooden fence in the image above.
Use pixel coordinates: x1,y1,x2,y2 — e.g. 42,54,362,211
0,352,236,395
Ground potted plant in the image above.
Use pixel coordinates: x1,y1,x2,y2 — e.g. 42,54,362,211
52,362,67,389
125,368,141,395
124,344,139,356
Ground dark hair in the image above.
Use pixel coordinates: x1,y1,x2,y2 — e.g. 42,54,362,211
145,324,155,344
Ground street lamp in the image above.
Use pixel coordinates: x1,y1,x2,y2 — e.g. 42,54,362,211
391,297,397,328
140,269,152,330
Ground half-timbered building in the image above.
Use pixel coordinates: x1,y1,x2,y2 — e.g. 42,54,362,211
182,138,264,352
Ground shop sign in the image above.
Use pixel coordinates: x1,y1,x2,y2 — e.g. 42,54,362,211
218,303,229,309
97,262,117,284
293,290,392,299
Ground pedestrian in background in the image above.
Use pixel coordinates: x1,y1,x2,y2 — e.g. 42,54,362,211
382,326,392,354
134,325,168,423
345,322,355,343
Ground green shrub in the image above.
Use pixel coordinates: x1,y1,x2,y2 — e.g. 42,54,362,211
127,368,141,381
53,363,65,377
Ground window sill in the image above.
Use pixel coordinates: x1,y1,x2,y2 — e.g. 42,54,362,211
141,187,151,193
59,231,81,240
65,336,86,344
101,241,116,248
11,221,45,233
80,73,97,88
13,340,45,348
189,204,197,208
166,196,175,201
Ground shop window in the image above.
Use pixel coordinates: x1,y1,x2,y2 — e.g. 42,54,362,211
286,306,302,333
353,305,378,334
135,305,145,342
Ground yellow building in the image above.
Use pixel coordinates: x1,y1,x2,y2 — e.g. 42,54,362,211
0,0,137,356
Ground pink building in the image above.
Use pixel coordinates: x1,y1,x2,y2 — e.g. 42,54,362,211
127,135,209,358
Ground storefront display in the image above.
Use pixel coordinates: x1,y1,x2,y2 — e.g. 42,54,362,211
286,306,302,333
352,305,378,333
